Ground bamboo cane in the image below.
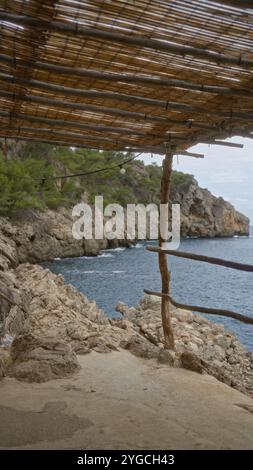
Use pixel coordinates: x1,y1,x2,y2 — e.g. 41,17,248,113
1,72,253,121
209,0,253,9
0,11,253,68
0,53,252,98
0,90,220,131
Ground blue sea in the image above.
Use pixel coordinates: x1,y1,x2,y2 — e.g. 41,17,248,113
43,235,253,351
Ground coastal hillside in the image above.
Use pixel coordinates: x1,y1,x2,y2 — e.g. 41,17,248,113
1,143,253,448
0,141,249,238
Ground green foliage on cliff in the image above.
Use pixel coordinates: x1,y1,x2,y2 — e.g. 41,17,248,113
0,148,79,215
0,141,194,215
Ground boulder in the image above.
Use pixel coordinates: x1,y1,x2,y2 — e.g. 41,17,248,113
180,351,204,374
9,334,80,383
120,334,159,360
157,348,178,366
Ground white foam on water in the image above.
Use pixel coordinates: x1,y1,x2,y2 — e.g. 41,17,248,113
103,247,126,252
98,253,114,258
134,243,143,248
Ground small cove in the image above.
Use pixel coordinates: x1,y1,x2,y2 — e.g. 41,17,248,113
43,236,253,352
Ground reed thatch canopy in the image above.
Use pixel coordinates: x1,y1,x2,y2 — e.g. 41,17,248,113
0,0,253,154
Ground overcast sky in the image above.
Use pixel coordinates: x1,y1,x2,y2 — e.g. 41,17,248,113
139,136,253,223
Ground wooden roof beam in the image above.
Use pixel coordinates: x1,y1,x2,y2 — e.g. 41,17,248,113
0,134,126,151
0,128,240,155
178,151,204,158
209,0,253,9
0,110,182,141
0,133,170,155
133,148,205,157
0,11,253,69
0,126,136,147
202,140,243,148
0,53,252,99
0,127,205,154
0,72,252,122
0,90,221,132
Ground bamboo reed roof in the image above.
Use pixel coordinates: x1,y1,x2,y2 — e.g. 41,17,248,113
0,0,253,154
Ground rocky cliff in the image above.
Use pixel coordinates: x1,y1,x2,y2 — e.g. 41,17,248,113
0,262,252,395
0,174,250,270
0,209,132,268
0,207,252,394
0,177,251,390
171,176,249,238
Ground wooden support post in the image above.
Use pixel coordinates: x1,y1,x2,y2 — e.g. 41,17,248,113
158,148,175,350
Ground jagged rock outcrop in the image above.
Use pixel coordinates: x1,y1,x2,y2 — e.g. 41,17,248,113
1,261,252,394
116,296,253,397
0,175,249,271
172,177,249,237
0,209,132,265
0,263,130,382
10,263,124,354
0,189,250,386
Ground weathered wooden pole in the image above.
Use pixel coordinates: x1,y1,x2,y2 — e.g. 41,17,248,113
158,147,175,350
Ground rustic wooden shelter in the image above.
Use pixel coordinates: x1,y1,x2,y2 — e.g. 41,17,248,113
1,0,253,348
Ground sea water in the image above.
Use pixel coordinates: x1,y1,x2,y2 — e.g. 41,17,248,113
43,235,253,351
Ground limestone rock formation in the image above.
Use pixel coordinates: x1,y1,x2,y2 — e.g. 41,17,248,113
9,334,80,383
0,204,251,390
0,178,249,271
172,177,249,237
0,209,133,266
1,261,252,393
0,171,251,387
116,295,253,396
13,263,130,354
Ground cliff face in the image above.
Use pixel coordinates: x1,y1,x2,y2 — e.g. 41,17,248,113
0,169,250,271
171,177,249,238
0,177,250,268
0,209,132,267
0,186,252,392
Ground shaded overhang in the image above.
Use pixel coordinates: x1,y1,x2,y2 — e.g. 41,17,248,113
0,0,253,155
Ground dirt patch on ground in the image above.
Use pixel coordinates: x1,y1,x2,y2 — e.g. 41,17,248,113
0,350,253,450
0,401,92,447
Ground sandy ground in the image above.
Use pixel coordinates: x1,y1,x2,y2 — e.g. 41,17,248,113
0,350,253,450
